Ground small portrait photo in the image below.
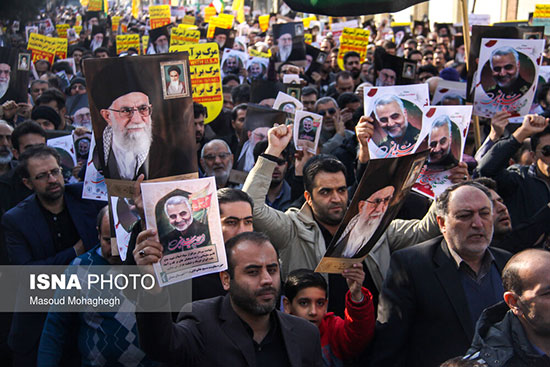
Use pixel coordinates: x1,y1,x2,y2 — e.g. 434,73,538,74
295,23,304,36
316,52,327,64
279,101,297,114
160,61,190,99
17,53,30,71
287,87,301,100
402,61,416,79
402,157,425,190
425,115,461,171
480,46,535,99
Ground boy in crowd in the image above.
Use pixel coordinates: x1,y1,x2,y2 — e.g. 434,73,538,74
283,264,375,367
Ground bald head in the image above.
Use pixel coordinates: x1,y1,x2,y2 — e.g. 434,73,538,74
503,249,550,296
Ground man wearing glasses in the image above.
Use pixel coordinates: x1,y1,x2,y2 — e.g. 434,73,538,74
200,139,234,189
2,145,103,366
330,186,395,258
98,90,154,180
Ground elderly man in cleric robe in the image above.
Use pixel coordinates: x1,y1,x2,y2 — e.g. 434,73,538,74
159,193,211,255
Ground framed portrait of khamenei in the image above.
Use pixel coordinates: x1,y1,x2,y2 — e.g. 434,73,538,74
84,52,197,181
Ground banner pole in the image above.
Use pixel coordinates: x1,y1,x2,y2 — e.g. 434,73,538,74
460,0,482,149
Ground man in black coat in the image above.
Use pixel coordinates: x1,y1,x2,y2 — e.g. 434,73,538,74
369,181,512,367
134,231,322,366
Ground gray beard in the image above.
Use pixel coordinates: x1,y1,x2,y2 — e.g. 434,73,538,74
279,45,292,62
205,166,231,187
341,214,383,257
0,150,13,164
156,44,169,54
0,81,9,99
90,38,102,51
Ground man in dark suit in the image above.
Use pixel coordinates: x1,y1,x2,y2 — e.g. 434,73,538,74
2,145,104,366
134,231,323,366
370,181,512,367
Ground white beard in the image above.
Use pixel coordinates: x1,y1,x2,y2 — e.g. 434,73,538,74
90,38,102,51
112,122,153,155
156,44,169,54
279,45,292,62
0,149,13,164
205,165,231,188
339,214,383,258
0,80,9,99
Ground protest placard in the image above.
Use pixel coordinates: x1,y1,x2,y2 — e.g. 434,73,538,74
116,34,140,55
150,5,171,29
337,28,369,70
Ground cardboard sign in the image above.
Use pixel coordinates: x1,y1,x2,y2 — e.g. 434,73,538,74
116,34,140,55
150,5,171,29
142,35,149,54
74,26,82,35
87,0,103,11
56,24,69,38
170,43,223,124
337,28,369,70
183,15,196,25
54,37,68,59
206,14,234,38
27,33,56,64
259,15,270,32
249,47,271,58
304,34,312,45
170,28,200,46
204,6,217,23
112,16,122,32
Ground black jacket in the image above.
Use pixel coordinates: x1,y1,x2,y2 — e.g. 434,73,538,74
465,301,550,367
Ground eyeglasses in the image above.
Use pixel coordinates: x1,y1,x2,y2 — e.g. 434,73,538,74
34,168,62,181
538,145,550,157
366,196,392,207
108,105,152,119
203,152,232,161
317,108,337,116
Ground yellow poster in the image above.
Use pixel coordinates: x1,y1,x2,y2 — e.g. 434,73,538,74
204,6,216,23
150,5,171,29
74,26,82,35
304,34,312,45
337,28,369,70
54,37,68,59
56,24,69,38
302,16,316,29
76,15,82,26
169,43,223,124
183,15,196,25
27,33,57,64
170,28,200,46
87,0,102,11
249,48,271,58
116,34,140,55
142,35,149,54
132,0,140,19
112,16,122,32
206,15,233,38
535,4,550,18
259,15,270,32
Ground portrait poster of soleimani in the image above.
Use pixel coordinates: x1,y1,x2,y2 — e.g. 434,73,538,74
316,150,429,274
363,84,429,159
84,52,197,181
473,38,544,118
141,177,226,287
412,105,472,200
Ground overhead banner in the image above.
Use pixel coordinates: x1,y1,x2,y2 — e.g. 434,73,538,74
170,28,200,47
170,43,223,124
116,34,140,55
150,5,171,29
283,0,426,16
337,28,369,70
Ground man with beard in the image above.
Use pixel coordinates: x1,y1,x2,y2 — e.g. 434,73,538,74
133,231,322,366
159,194,211,255
72,106,92,131
222,55,241,76
0,62,10,100
330,186,394,258
247,60,265,81
343,51,361,87
200,139,234,189
314,97,355,154
372,95,420,156
165,65,185,95
2,146,103,366
428,115,457,169
0,121,14,176
485,47,531,99
277,32,294,63
147,26,170,54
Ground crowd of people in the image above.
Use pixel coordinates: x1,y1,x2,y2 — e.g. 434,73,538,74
0,3,549,367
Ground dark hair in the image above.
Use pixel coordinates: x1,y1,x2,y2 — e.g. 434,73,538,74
96,205,109,231
222,74,240,85
435,181,492,218
18,145,61,179
382,40,397,49
473,177,498,192
231,103,248,121
30,79,48,88
35,59,51,70
231,84,250,105
440,356,488,367
343,51,361,65
193,102,207,119
224,232,274,277
530,125,550,152
168,65,181,75
93,47,109,56
284,269,327,302
70,46,85,56
336,70,352,83
217,188,254,211
302,86,318,98
337,92,360,109
408,50,422,59
51,61,73,75
11,121,46,151
36,89,66,110
303,155,347,193
417,64,439,77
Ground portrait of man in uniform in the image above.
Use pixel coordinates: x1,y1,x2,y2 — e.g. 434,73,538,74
483,47,532,99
